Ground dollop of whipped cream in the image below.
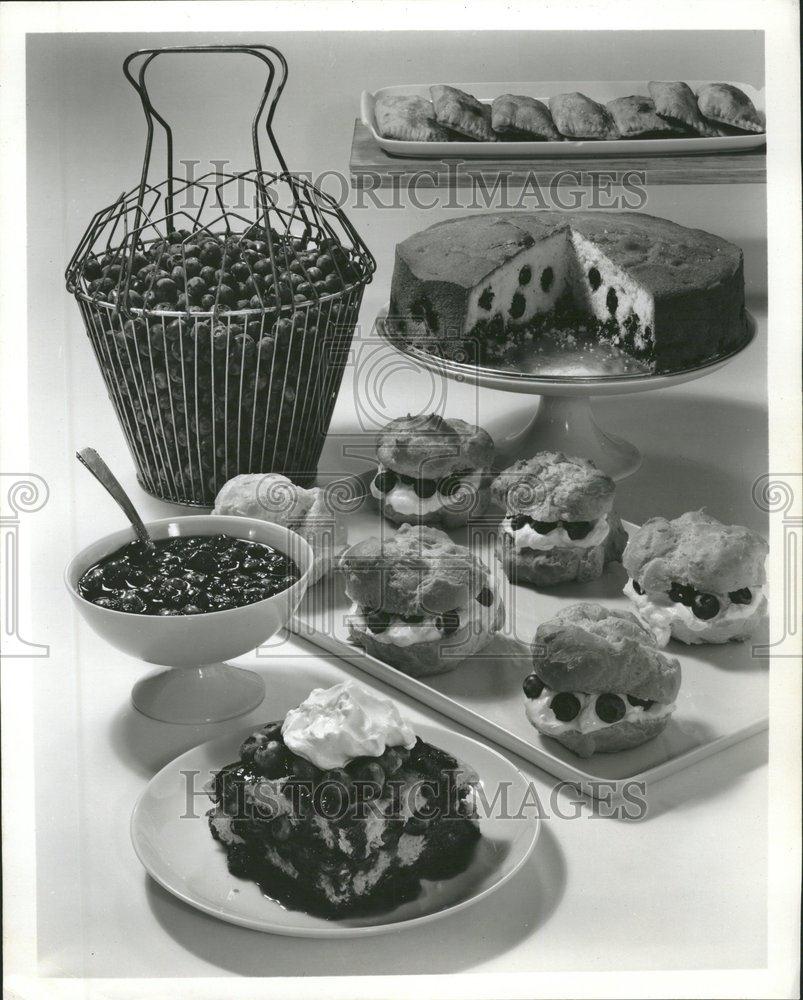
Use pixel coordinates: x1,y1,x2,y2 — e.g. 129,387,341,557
503,515,610,552
281,680,416,769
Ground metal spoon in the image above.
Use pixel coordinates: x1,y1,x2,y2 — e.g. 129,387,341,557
76,447,155,549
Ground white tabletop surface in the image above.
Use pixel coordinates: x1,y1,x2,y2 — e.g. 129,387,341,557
25,179,772,980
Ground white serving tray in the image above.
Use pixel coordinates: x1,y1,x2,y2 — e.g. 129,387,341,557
291,494,768,795
361,80,766,159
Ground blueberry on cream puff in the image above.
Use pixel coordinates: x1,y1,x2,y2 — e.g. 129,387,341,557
524,602,682,758
339,523,504,677
622,510,768,645
371,413,494,529
491,452,627,586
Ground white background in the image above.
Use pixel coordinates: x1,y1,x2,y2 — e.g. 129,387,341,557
2,5,800,999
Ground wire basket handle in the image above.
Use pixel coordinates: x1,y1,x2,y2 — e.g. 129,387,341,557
122,44,294,240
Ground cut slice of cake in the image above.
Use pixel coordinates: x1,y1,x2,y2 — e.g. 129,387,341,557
207,681,480,916
388,211,747,373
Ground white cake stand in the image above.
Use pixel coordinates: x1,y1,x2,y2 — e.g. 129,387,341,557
376,309,756,480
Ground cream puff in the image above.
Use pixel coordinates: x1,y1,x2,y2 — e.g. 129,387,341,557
339,523,504,678
491,452,627,586
370,413,494,529
523,602,682,758
213,473,345,583
622,510,768,645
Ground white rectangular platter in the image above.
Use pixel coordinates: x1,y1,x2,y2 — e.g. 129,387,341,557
291,493,768,794
361,80,766,159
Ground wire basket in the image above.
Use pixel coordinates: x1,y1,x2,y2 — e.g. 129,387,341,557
66,44,375,506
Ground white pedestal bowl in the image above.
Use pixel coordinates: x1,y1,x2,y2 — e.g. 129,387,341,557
65,515,314,725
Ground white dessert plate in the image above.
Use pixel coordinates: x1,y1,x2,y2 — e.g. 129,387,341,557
131,721,540,937
292,511,769,796
361,81,766,159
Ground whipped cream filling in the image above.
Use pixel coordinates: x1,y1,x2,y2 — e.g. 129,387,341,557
281,680,416,769
370,466,485,516
624,579,767,646
348,603,455,645
347,576,501,647
502,514,610,552
525,686,674,737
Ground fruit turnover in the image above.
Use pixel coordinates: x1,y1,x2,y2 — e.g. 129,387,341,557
491,451,627,586
523,602,682,758
77,533,300,615
207,681,481,917
339,523,505,678
371,413,495,529
622,510,769,645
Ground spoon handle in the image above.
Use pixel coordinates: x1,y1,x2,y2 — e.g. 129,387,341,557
76,448,154,548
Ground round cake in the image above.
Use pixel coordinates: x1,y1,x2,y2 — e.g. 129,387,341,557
388,211,747,373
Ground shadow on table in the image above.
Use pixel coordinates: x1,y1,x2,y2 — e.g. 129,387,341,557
144,822,566,976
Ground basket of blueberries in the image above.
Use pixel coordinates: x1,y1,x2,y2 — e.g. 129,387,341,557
66,44,375,506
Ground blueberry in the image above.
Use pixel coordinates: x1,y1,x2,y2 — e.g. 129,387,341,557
380,749,403,775
668,582,695,606
181,604,204,615
154,277,178,302
291,756,319,782
606,287,619,315
351,760,385,794
532,520,559,535
476,587,494,607
627,695,654,709
253,740,287,778
692,592,720,620
366,611,391,634
563,520,594,540
594,693,626,724
413,478,437,499
729,587,752,605
550,692,581,722
518,265,532,286
587,267,601,291
632,579,644,595
117,592,146,614
540,266,554,292
522,673,545,699
436,610,460,636
508,292,526,320
373,469,397,494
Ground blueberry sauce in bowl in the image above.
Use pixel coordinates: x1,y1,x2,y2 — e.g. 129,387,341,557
77,533,300,616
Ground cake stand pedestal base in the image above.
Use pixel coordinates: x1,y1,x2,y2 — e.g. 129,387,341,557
131,663,265,725
499,395,642,481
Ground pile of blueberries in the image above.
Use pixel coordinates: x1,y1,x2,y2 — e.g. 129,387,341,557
80,227,362,502
77,533,300,615
522,673,656,723
373,467,476,501
508,513,595,541
632,578,751,620
358,586,495,637
81,226,358,313
216,723,465,830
